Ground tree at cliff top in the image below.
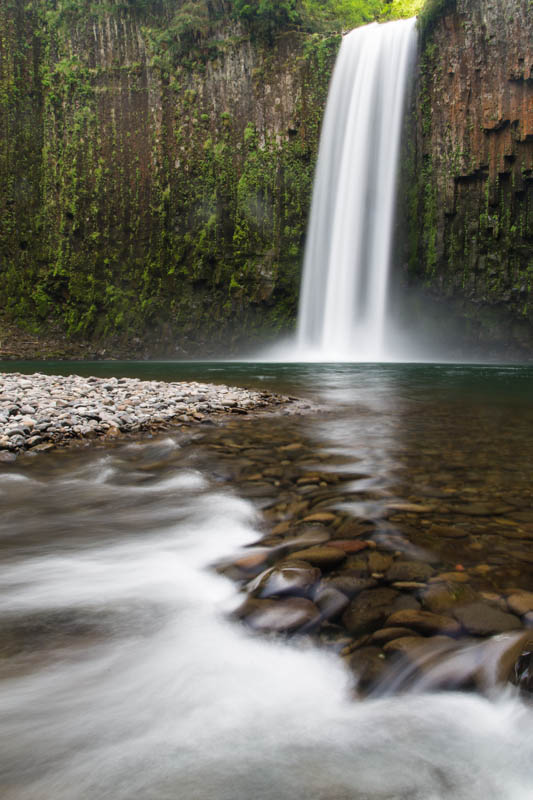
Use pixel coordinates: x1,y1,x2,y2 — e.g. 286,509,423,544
231,0,423,37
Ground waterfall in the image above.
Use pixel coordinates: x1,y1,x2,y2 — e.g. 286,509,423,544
297,18,418,361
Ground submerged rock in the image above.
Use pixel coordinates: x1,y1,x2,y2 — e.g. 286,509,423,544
452,603,522,636
248,561,320,599
385,609,461,636
342,588,400,636
348,646,387,691
386,561,435,583
287,546,346,569
237,596,320,633
506,591,533,617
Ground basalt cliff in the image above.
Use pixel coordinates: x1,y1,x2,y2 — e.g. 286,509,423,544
408,0,533,355
0,0,337,357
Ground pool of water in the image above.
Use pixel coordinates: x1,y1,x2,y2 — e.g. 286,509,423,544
1,362,533,799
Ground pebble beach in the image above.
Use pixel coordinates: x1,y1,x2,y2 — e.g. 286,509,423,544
0,371,296,459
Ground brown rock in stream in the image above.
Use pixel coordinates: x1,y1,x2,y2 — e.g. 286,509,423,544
421,582,478,614
237,597,320,633
428,524,469,539
452,603,522,635
342,588,400,636
348,646,387,691
288,546,346,569
385,609,461,636
429,571,471,584
323,575,378,598
328,540,369,554
367,552,394,573
386,561,435,582
313,585,350,621
248,561,320,599
371,627,419,644
301,512,338,524
506,591,533,617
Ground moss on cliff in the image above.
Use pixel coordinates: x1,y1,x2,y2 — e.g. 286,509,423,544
0,0,341,353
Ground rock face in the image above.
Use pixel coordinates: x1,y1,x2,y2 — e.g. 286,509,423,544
408,0,533,355
0,1,338,355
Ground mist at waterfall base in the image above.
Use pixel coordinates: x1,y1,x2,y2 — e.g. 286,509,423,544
258,19,495,365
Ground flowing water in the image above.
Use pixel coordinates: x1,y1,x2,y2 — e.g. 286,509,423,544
1,361,533,799
297,19,417,361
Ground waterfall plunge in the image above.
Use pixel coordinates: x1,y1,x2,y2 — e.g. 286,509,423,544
296,19,418,362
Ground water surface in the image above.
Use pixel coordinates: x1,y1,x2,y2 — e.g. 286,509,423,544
1,362,533,799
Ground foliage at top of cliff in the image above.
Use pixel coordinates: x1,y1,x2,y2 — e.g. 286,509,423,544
416,0,456,38
42,0,424,58
232,0,423,36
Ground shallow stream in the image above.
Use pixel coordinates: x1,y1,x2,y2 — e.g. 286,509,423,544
1,362,533,799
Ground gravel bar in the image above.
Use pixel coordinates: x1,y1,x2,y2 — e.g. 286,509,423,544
0,372,299,459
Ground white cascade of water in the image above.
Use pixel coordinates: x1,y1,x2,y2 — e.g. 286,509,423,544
297,18,417,361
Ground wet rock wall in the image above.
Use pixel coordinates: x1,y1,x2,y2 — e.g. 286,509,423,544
408,0,533,353
0,0,338,355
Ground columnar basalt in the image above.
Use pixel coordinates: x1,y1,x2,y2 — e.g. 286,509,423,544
0,1,338,356
409,0,533,353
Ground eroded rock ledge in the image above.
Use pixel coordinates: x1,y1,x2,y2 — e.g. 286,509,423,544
0,372,299,459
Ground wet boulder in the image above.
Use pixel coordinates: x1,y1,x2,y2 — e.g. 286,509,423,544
247,561,320,599
342,588,400,635
348,646,387,691
288,546,347,569
386,561,435,583
452,602,522,636
236,596,320,633
506,591,533,617
384,609,461,636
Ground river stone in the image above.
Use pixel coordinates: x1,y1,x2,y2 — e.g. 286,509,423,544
367,552,394,573
287,546,346,569
453,603,522,635
385,609,461,636
456,502,511,516
328,539,369,554
238,597,320,633
382,636,459,683
390,594,421,613
335,519,371,538
476,631,533,690
324,575,378,598
248,561,321,598
387,502,435,513
420,583,478,614
513,551,533,564
301,512,338,524
391,581,427,590
282,530,332,553
429,571,471,584
284,524,331,545
386,561,435,582
382,635,427,656
429,524,469,539
342,588,400,636
347,646,386,690
506,591,533,617
271,521,292,535
313,585,350,620
233,551,269,572
371,626,419,644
